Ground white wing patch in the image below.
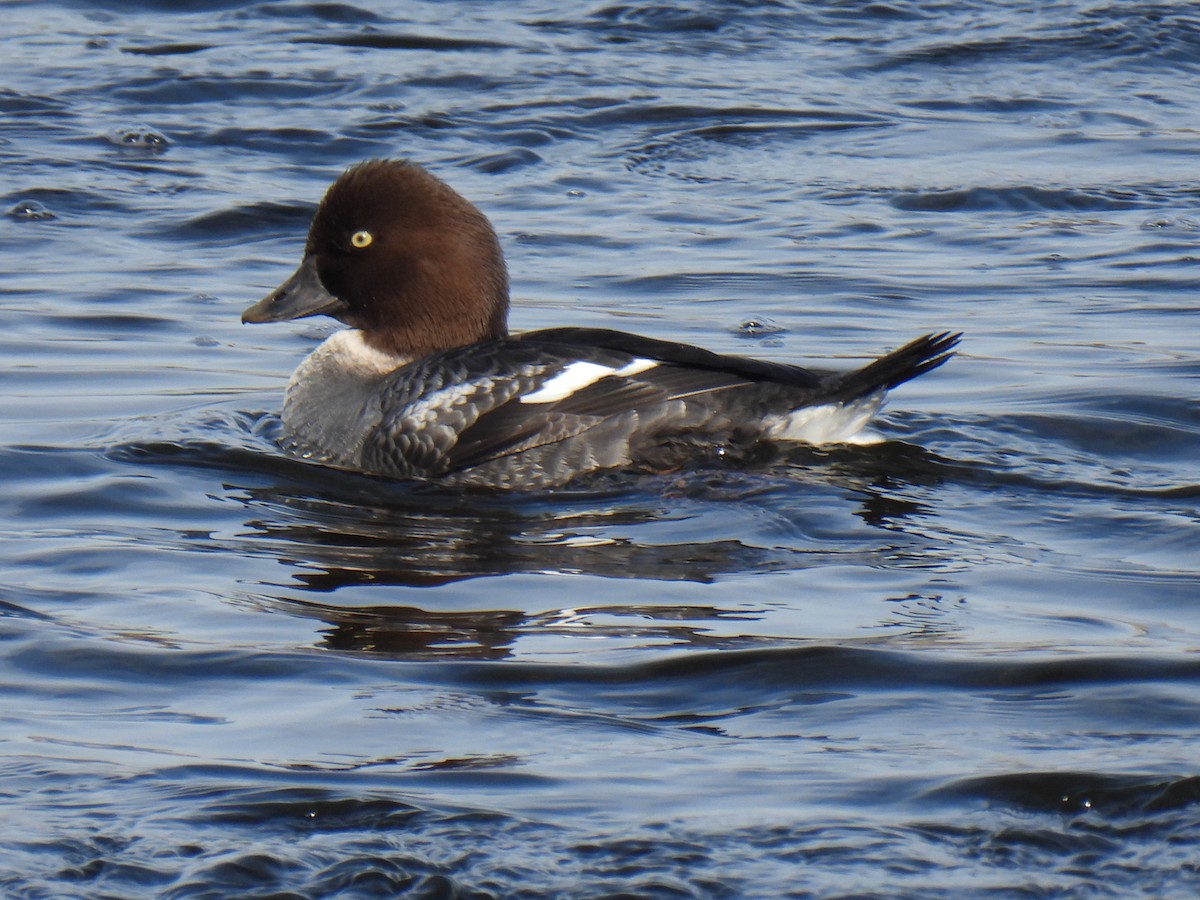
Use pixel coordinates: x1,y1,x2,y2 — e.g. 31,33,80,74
762,394,886,446
520,358,657,404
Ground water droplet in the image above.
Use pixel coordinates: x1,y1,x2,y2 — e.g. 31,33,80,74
565,189,586,199
8,200,55,221
1138,216,1196,232
105,126,170,153
733,317,785,336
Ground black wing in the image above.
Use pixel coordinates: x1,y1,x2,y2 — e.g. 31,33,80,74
521,327,826,389
359,337,757,477
447,358,752,471
359,329,961,478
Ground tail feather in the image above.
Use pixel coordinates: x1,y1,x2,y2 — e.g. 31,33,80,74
831,331,961,401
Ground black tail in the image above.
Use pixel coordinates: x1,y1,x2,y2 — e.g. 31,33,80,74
831,331,961,401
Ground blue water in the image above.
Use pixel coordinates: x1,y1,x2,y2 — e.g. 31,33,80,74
4,1,1200,896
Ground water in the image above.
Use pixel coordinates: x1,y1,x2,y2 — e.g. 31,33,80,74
4,1,1200,896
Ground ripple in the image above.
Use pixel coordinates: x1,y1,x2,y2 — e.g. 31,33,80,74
925,771,1200,818
121,42,213,56
873,6,1200,73
109,73,358,105
246,3,387,25
0,89,69,116
164,200,315,242
462,147,543,174
890,186,1145,213
293,33,515,51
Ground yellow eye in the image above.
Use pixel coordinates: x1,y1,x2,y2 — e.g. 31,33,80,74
350,230,373,249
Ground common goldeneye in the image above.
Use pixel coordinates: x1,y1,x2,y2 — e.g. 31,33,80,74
242,160,959,489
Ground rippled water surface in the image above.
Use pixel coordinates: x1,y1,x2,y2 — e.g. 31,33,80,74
4,1,1200,896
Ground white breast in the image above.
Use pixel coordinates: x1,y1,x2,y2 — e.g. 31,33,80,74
281,329,409,465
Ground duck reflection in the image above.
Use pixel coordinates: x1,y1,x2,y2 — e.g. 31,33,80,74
274,597,526,660
234,469,805,589
226,441,953,659
266,594,760,660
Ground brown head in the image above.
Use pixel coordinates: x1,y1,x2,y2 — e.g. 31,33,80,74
242,160,510,357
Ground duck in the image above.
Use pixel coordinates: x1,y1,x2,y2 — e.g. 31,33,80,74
241,159,959,489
